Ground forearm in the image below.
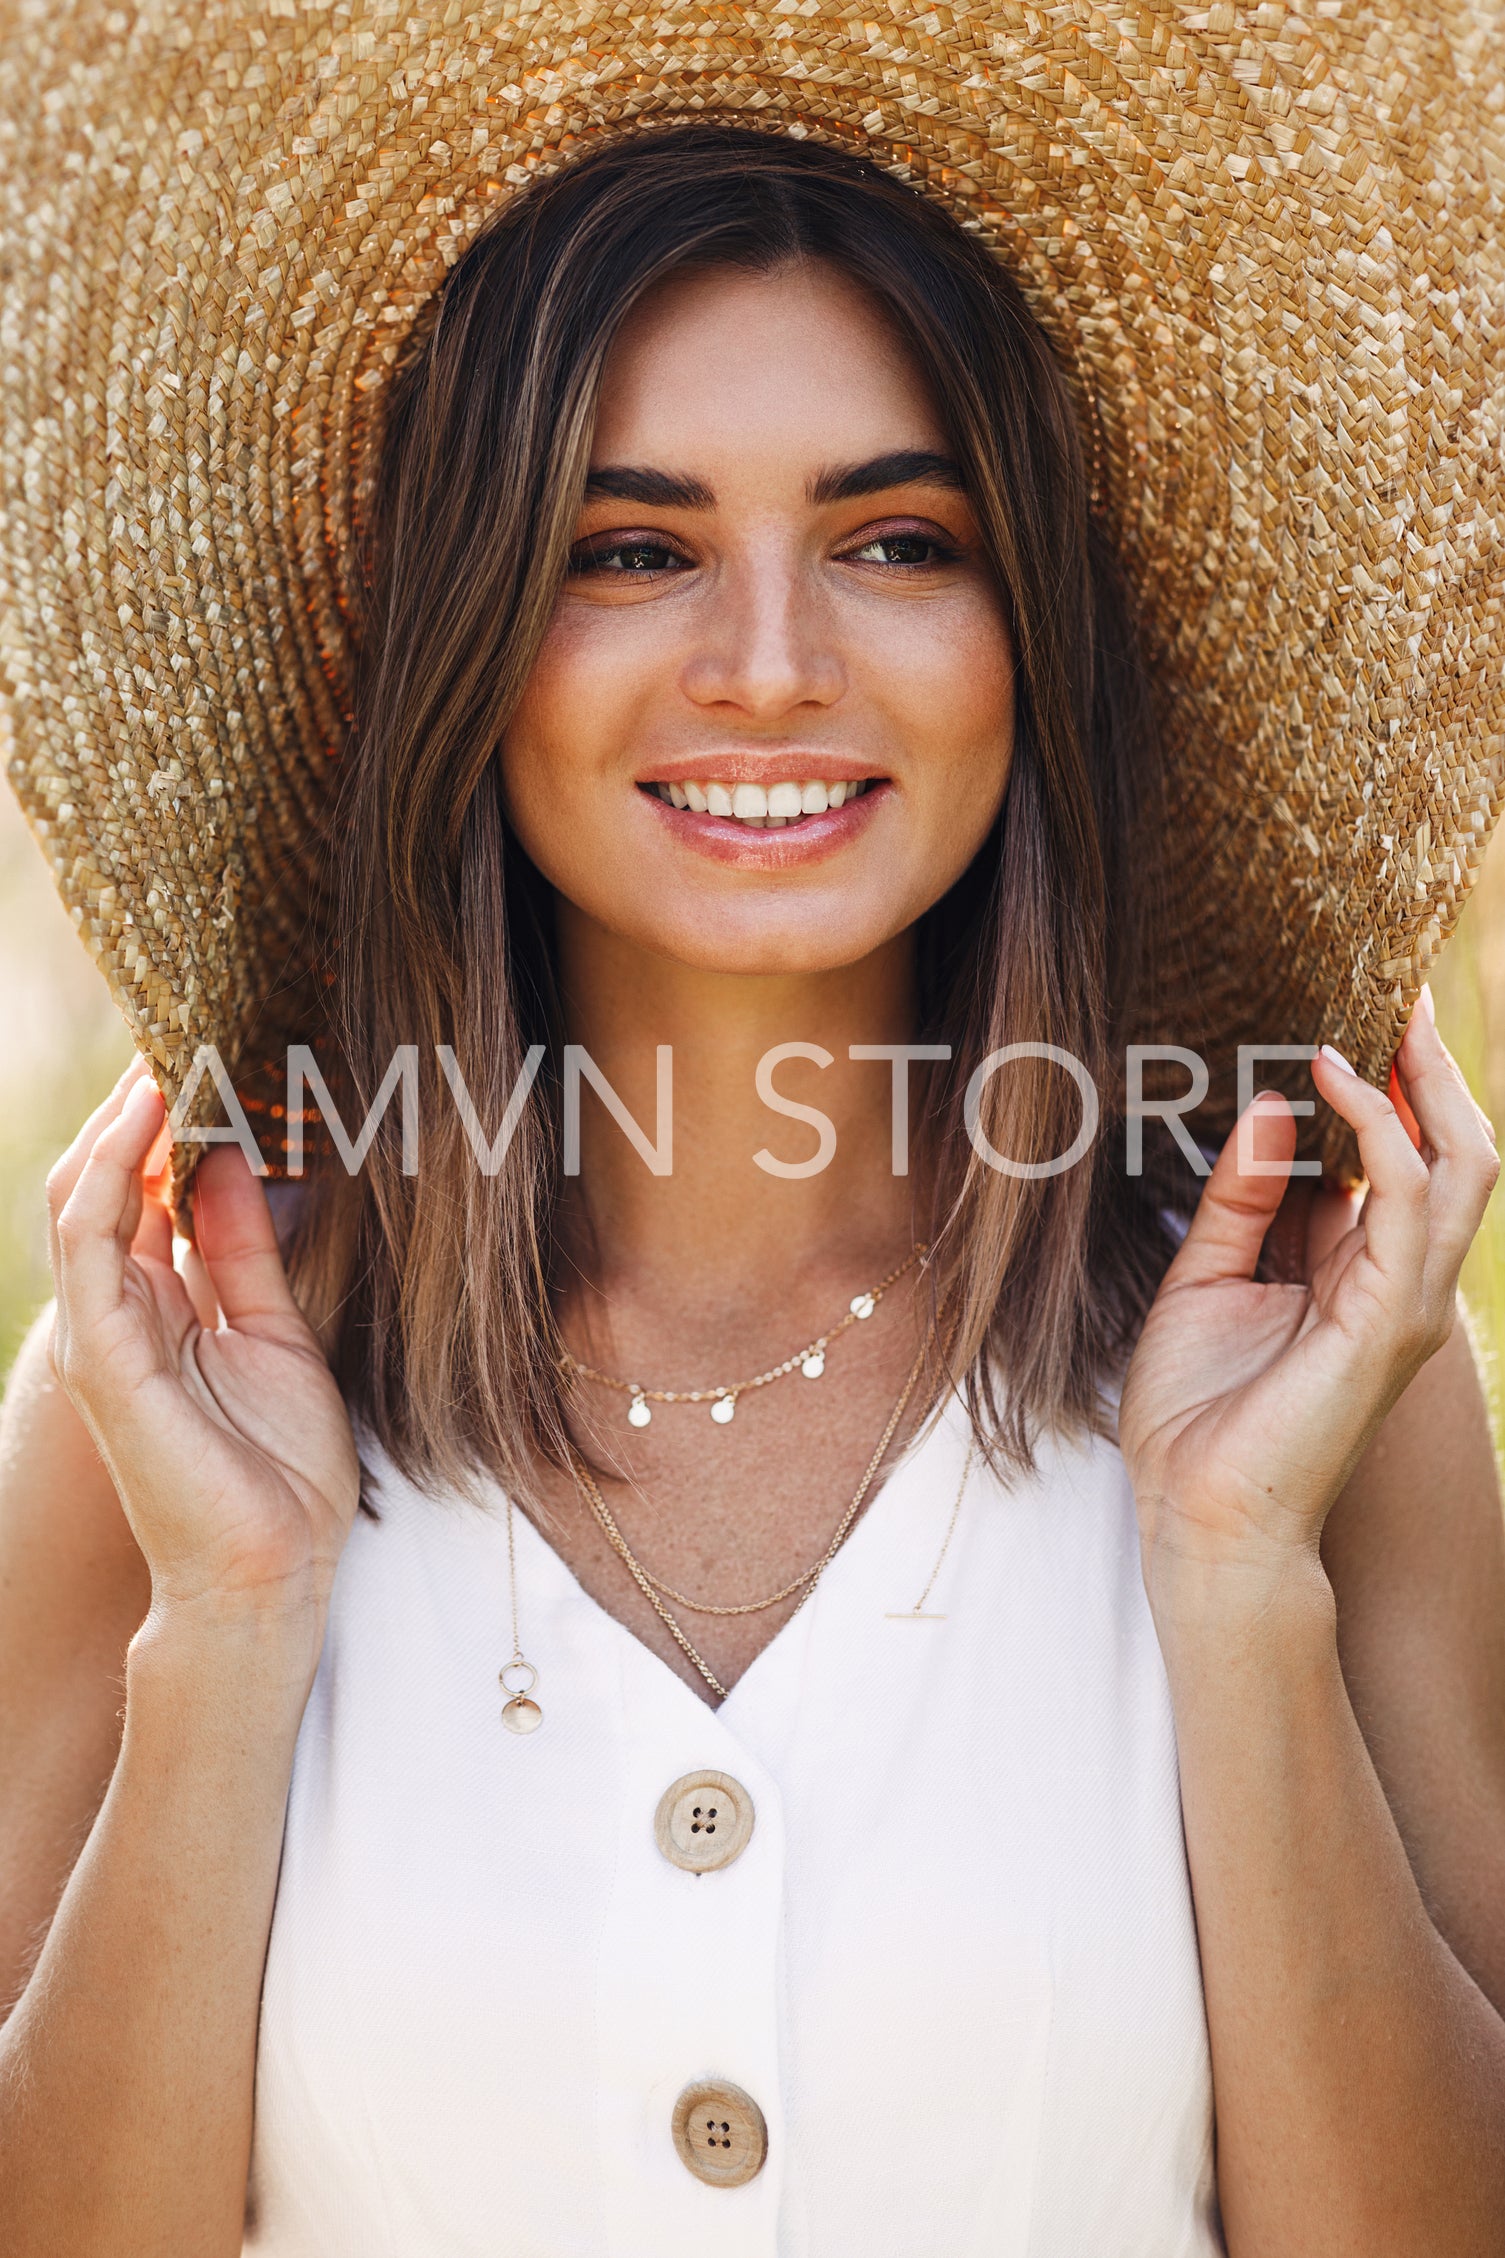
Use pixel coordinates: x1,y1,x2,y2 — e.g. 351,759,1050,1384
1156,1551,1505,2257
0,1595,322,2258
0,1306,151,2015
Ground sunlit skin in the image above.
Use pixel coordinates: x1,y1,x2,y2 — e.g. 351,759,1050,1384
496,259,1020,1694
2,252,1505,2258
491,259,1026,1684
502,258,1014,977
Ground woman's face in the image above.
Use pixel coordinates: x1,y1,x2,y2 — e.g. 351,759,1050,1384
501,257,1015,976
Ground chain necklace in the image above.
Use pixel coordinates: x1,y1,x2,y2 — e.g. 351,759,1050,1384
566,1326,935,1701
498,1495,544,1734
559,1245,926,1429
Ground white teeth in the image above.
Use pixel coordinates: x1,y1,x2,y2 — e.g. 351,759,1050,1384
655,777,875,822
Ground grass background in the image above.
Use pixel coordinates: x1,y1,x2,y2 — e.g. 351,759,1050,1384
0,784,1501,1474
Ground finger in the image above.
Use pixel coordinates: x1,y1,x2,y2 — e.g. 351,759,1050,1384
191,1148,308,1341
1310,1044,1430,1289
46,1058,153,1319
178,1236,223,1331
1307,1176,1365,1276
130,1113,178,1268
1164,1090,1294,1288
1391,988,1500,1274
1387,1061,1424,1154
141,1111,174,1187
45,1054,154,1222
50,1077,167,1341
130,1183,174,1269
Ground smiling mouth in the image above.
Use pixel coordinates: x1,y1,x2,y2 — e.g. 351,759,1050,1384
641,777,880,828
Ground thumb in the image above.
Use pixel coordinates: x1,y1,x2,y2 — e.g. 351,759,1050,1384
190,1149,308,1340
1165,1090,1296,1289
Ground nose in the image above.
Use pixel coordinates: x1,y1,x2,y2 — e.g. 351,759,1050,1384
678,551,845,720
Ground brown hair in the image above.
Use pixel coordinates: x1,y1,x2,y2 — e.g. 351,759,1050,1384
296,123,1179,1504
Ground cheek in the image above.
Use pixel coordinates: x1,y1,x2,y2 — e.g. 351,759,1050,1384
873,590,1015,818
497,615,634,872
504,607,626,777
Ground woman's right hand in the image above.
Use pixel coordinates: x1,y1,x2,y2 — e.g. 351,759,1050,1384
47,1056,362,1633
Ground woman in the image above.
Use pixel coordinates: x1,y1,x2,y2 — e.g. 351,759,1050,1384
1,49,1505,2258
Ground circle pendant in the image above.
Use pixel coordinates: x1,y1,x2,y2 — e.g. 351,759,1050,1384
850,1292,876,1319
801,1352,825,1379
501,1696,543,1734
628,1393,652,1428
710,1395,736,1425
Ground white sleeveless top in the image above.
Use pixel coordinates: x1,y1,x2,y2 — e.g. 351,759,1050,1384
243,1391,1223,2256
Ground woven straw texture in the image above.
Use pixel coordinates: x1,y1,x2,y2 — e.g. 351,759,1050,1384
1,0,1503,1179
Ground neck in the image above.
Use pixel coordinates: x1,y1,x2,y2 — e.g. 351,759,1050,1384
553,902,924,1327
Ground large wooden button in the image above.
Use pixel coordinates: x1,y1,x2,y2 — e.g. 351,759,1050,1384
672,2079,768,2187
653,1771,755,1874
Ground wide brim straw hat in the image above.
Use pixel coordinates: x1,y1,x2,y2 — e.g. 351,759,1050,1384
1,0,1503,1186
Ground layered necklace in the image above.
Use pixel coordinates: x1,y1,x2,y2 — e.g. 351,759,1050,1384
566,1322,937,1702
558,1244,926,1429
500,1251,950,1722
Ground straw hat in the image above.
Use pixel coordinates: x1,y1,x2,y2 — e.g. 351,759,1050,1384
1,0,1503,1183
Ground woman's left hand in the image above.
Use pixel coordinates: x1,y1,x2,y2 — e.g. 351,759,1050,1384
1119,986,1499,1617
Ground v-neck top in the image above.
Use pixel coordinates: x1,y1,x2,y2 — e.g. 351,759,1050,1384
242,1391,1223,2256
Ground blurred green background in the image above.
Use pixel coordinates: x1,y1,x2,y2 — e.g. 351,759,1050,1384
0,782,1501,1472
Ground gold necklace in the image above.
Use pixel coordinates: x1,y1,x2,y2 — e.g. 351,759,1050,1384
566,1327,935,1701
560,1245,926,1429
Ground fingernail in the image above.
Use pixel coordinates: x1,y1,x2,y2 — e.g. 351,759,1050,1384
124,1075,163,1116
1319,1042,1358,1076
1418,983,1436,1024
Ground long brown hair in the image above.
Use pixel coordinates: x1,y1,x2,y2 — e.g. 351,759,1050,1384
297,124,1178,1504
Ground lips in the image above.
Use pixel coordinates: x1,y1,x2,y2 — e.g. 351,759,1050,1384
643,776,877,828
636,772,890,865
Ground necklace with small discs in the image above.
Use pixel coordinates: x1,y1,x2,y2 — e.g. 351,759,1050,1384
500,1246,943,1727
558,1244,926,1430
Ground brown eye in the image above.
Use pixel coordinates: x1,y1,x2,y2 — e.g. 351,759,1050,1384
845,531,959,568
571,538,689,575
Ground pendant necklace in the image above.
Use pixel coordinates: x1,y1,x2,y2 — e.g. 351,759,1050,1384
566,1324,937,1702
499,1493,544,1734
559,1244,926,1430
501,1325,963,1723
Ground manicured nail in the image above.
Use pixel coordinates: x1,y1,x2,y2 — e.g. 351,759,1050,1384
1418,982,1436,1024
1319,1042,1357,1076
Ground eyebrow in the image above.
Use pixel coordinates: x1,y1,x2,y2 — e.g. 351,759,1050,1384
582,465,715,508
807,449,967,505
581,449,967,512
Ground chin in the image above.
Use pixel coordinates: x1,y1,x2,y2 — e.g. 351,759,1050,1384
624,897,908,979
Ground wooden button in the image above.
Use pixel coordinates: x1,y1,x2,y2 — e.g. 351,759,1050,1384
672,2079,768,2187
653,1771,755,1874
